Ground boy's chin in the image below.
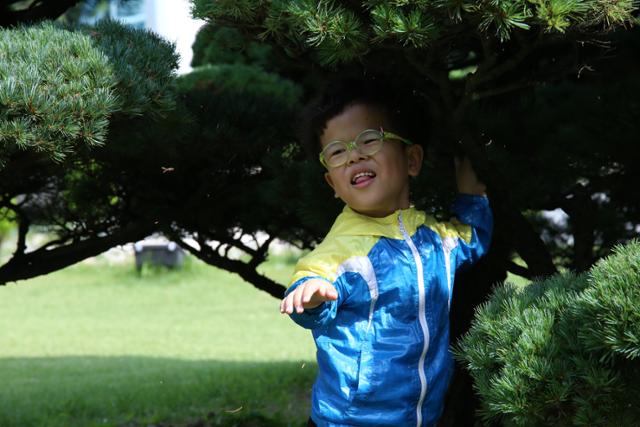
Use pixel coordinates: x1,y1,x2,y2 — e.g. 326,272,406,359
348,203,397,218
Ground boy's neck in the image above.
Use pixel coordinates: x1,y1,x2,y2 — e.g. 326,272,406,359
349,202,411,218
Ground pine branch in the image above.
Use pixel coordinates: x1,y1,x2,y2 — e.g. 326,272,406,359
506,260,534,279
477,31,500,71
179,237,286,299
467,30,546,90
471,79,538,100
405,50,457,112
0,221,153,285
212,231,259,258
248,233,275,269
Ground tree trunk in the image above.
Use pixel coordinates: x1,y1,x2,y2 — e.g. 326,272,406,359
452,124,557,278
441,206,512,426
440,120,557,424
563,188,597,272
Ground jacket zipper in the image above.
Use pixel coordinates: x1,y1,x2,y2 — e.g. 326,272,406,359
398,212,429,427
441,236,457,310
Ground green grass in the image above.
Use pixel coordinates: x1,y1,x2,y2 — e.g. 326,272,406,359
0,248,536,427
0,256,316,427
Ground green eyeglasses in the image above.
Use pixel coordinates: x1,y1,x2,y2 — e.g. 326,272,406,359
319,127,413,169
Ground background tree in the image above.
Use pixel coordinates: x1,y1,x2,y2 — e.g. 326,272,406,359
190,0,638,275
2,1,636,287
0,19,177,282
190,0,639,423
102,62,307,298
0,14,311,299
1,1,639,422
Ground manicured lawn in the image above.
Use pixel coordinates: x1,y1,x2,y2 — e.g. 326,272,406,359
0,249,533,427
0,256,316,427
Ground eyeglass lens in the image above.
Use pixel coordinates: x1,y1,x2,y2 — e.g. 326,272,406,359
324,130,384,167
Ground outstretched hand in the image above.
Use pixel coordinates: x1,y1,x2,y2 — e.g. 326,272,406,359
280,279,338,314
455,156,487,196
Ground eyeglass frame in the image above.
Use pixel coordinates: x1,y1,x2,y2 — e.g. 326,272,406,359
319,127,413,169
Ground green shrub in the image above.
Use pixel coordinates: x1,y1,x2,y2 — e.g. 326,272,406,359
454,240,640,426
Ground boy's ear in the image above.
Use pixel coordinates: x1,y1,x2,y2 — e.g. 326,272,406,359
406,144,424,177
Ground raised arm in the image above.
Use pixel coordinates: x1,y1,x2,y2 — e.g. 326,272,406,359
450,157,493,269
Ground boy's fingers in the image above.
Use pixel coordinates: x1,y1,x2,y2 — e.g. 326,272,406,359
323,285,338,300
280,297,289,314
301,281,319,304
318,285,337,301
293,286,306,314
284,293,295,314
281,282,337,314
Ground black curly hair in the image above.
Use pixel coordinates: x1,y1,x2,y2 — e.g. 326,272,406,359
298,73,429,160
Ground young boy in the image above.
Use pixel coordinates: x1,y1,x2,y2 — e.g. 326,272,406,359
280,78,493,427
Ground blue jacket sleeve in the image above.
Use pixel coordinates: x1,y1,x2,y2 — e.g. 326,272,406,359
450,194,493,270
285,276,343,330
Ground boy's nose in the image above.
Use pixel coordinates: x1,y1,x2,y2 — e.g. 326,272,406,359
346,148,367,165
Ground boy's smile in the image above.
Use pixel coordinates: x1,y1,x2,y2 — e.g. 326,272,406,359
351,167,375,187
320,103,423,218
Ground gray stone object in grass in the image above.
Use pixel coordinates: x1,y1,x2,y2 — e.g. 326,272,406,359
134,241,184,270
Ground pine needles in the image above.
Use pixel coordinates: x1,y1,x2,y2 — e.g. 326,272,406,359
454,240,640,426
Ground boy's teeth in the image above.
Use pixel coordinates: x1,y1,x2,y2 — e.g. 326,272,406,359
352,172,375,184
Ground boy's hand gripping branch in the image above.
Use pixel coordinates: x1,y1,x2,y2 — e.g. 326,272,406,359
455,156,487,196
280,279,338,314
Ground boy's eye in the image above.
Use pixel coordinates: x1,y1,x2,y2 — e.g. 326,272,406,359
361,137,380,145
357,130,383,145
325,142,347,158
328,147,345,158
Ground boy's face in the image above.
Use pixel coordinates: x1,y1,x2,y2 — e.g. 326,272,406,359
321,103,423,218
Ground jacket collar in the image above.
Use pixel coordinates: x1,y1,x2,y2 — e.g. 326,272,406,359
326,205,426,239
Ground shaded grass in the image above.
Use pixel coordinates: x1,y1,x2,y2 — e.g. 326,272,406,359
0,357,315,427
0,257,316,427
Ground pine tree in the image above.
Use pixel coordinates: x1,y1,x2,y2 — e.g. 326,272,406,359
0,19,179,282
190,1,639,423
454,240,640,426
0,3,638,423
0,18,308,299
191,0,638,278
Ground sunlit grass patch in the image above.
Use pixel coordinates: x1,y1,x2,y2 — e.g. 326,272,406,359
0,257,315,427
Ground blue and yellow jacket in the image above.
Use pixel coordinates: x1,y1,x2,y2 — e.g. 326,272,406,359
286,194,493,427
